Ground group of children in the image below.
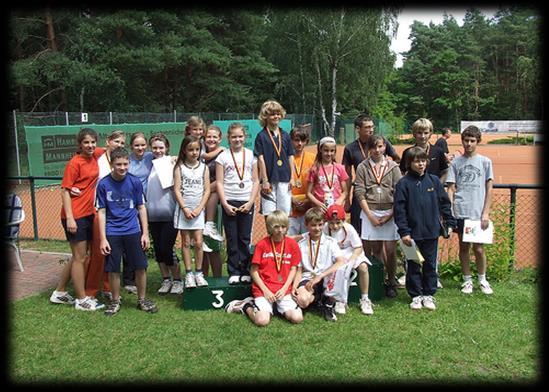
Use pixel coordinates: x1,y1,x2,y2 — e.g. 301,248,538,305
49,99,494,322
226,106,494,326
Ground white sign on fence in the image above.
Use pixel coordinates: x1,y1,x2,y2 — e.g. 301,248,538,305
460,120,541,134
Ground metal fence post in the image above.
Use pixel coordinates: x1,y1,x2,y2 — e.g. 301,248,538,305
509,185,517,269
65,112,69,126
13,110,21,181
29,177,39,241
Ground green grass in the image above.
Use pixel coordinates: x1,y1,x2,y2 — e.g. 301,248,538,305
19,239,71,254
9,259,539,385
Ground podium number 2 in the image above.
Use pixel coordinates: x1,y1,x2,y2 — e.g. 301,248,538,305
211,290,224,308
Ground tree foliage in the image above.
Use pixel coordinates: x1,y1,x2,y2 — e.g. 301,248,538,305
388,6,541,131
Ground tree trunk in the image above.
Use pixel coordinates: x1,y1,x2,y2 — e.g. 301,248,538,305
44,8,67,110
315,53,330,137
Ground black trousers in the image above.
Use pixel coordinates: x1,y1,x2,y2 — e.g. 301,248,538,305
221,200,253,277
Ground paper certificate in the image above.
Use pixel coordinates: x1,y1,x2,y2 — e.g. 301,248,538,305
462,219,494,244
399,239,425,264
152,156,175,189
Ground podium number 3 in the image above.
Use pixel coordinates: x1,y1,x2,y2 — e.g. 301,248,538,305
211,290,224,308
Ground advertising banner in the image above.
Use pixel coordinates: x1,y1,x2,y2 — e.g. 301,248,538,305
460,120,541,133
24,119,292,180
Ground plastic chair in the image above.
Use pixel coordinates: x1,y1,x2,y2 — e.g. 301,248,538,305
5,193,25,272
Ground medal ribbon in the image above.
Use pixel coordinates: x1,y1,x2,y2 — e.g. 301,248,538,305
320,163,335,190
309,235,321,270
357,139,367,160
294,154,305,180
229,148,245,183
266,128,283,163
368,158,387,186
270,237,285,273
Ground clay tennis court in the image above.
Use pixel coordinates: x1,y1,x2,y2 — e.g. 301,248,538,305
14,132,540,268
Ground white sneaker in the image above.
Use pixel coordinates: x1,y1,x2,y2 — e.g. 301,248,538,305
158,279,172,295
204,222,224,242
75,296,104,311
479,280,493,295
184,273,197,289
50,290,75,305
124,285,138,295
437,279,443,289
202,241,213,253
461,280,474,294
225,297,254,314
240,275,252,284
410,296,423,310
228,275,241,285
359,298,374,315
397,275,406,288
170,280,184,294
422,295,436,310
334,301,347,314
195,274,209,287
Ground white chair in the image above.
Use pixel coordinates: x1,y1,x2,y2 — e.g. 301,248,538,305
5,193,25,272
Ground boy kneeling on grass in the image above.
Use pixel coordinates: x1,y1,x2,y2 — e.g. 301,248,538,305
97,147,158,316
225,210,303,326
293,207,346,322
323,204,374,315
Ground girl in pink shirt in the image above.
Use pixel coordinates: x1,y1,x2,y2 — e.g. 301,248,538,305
306,137,349,214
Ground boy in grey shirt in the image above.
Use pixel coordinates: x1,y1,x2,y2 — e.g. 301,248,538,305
446,126,494,295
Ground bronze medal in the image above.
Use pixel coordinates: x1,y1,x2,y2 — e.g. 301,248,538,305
277,274,284,282
239,182,245,189
295,179,302,188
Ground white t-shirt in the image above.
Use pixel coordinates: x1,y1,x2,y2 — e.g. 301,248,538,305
215,148,256,201
297,232,342,281
97,153,111,180
322,222,369,265
446,153,494,219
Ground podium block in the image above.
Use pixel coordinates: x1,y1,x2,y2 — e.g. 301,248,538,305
347,258,385,302
182,277,252,310
182,259,384,310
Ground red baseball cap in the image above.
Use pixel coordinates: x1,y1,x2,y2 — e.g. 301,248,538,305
325,204,345,220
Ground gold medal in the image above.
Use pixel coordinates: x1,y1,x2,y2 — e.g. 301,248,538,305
277,159,283,166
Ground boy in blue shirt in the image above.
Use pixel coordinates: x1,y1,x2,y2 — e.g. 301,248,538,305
254,100,296,217
97,147,158,316
394,147,455,311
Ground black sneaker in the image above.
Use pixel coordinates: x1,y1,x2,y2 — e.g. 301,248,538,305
137,298,158,313
104,300,121,316
322,302,337,322
385,283,397,298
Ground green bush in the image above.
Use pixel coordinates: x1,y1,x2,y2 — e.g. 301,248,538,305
439,204,515,282
487,136,534,145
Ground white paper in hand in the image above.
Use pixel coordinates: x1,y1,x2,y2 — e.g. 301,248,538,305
462,219,494,244
398,239,425,264
152,156,175,189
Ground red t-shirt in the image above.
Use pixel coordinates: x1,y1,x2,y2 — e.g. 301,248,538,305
251,236,301,298
60,149,103,220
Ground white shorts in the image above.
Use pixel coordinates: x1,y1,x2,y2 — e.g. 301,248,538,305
260,182,292,216
254,294,299,314
360,209,399,240
288,215,306,235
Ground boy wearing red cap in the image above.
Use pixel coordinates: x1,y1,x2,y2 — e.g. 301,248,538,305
323,204,373,315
